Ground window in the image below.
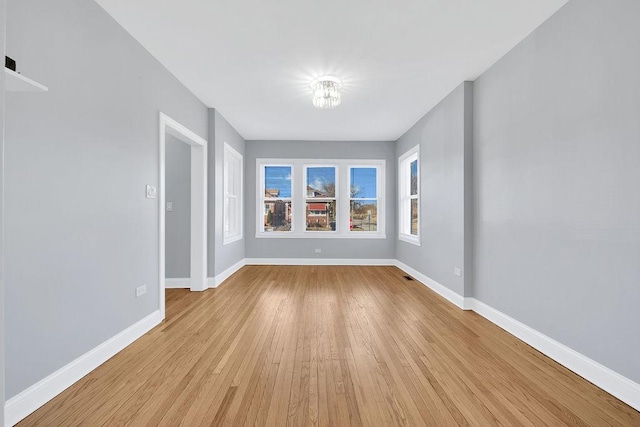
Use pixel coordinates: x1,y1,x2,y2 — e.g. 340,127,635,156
223,143,243,244
256,159,385,238
349,167,379,232
399,145,419,245
305,166,336,232
260,164,293,233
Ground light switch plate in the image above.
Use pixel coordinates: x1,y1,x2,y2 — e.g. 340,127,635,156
166,201,173,212
146,185,157,199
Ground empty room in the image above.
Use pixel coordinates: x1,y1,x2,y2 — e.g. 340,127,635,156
1,0,639,426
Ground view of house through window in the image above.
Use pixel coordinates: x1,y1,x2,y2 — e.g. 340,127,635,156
263,166,292,232
350,167,378,232
306,167,336,231
257,159,385,238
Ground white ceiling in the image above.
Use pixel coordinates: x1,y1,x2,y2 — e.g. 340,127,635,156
95,0,568,141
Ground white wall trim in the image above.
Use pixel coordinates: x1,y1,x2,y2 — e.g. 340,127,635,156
9,261,637,422
254,233,387,239
212,259,247,288
393,260,639,410
394,260,466,310
245,258,396,266
159,112,208,319
462,297,475,311
222,142,244,245
398,145,420,246
5,310,162,426
467,298,640,412
165,278,191,289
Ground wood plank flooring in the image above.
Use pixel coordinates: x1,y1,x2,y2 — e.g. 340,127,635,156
19,266,640,426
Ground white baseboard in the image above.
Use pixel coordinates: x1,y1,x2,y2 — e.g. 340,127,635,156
212,259,247,288
390,261,639,410
7,260,638,423
245,258,396,266
5,310,163,426
467,298,640,412
394,260,466,310
462,297,475,311
165,278,190,288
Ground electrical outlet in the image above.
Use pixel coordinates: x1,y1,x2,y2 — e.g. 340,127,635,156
453,267,462,277
136,285,147,297
166,201,173,212
146,185,157,199
315,248,322,254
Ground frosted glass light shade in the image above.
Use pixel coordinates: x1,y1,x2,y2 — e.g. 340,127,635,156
311,77,342,109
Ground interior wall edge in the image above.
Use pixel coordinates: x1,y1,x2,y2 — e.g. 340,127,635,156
0,0,6,425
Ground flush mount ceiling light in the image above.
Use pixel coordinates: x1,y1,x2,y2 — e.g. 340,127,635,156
311,76,342,109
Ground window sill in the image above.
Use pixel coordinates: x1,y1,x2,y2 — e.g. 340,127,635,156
255,233,386,239
398,234,421,246
223,234,243,245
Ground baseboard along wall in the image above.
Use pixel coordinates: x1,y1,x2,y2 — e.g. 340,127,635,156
165,278,191,288
7,257,638,425
244,258,396,266
5,311,163,426
243,257,640,411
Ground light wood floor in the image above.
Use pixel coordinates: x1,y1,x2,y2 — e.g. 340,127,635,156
20,266,639,426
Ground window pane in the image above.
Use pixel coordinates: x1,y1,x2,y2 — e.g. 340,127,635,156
306,167,335,198
224,158,230,194
228,198,237,234
411,199,418,235
229,159,238,195
226,159,233,195
265,166,292,198
306,201,336,231
350,167,377,198
264,200,292,232
224,197,230,233
350,201,377,232
410,160,418,196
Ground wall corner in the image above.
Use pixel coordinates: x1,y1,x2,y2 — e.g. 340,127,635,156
463,81,474,298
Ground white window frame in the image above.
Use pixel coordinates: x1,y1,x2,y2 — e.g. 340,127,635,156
258,162,294,234
223,143,243,245
304,164,338,234
348,164,383,235
398,145,420,246
256,159,385,239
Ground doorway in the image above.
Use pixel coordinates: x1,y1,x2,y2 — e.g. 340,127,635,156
165,135,191,287
159,112,207,319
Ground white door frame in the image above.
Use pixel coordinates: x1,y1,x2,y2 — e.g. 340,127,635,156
159,112,208,318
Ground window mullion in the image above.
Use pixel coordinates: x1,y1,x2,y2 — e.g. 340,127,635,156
293,164,304,233
339,164,350,234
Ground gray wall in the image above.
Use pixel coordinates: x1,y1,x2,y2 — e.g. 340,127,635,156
474,0,640,383
245,140,396,260
5,0,207,398
0,0,6,423
396,82,473,297
165,135,191,278
209,109,245,276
